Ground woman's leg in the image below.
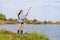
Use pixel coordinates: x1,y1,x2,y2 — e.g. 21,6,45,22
18,24,24,34
17,24,22,34
20,24,24,34
20,22,24,30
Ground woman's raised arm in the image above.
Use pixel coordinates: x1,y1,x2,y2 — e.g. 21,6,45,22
25,7,32,18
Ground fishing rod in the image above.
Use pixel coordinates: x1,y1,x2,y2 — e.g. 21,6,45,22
27,7,32,13
26,0,32,16
26,7,32,16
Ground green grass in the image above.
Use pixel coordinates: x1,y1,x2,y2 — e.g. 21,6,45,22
0,30,49,40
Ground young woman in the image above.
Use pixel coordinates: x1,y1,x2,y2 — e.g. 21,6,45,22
17,10,28,34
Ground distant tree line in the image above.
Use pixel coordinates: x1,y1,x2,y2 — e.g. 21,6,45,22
0,13,60,24
0,13,17,21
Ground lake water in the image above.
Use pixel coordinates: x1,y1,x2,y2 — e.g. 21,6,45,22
0,24,60,40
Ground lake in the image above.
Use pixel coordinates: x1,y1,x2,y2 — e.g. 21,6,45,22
0,24,60,40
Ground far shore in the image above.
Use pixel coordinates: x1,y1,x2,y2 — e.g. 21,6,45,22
0,13,60,24
0,21,18,24
0,20,60,24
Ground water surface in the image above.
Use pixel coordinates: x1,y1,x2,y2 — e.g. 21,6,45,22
0,24,60,40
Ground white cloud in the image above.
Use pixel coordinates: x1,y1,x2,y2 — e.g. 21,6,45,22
43,0,60,7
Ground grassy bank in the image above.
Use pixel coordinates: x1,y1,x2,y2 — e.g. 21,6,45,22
0,30,49,40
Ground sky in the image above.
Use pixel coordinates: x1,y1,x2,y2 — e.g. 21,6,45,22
0,0,60,21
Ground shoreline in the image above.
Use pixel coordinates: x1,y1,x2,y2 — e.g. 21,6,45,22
0,30,49,40
0,21,60,24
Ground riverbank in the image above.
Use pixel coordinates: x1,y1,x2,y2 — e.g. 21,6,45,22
0,13,60,24
0,21,17,24
0,30,49,40
0,20,60,24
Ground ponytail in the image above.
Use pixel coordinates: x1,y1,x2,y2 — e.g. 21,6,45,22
18,10,23,19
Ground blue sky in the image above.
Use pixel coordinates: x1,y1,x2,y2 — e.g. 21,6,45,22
0,0,60,21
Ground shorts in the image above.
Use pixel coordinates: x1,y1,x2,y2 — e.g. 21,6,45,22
18,22,24,24
18,19,24,24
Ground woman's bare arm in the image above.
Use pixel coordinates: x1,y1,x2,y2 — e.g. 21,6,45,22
24,7,32,18
26,12,28,17
24,12,28,18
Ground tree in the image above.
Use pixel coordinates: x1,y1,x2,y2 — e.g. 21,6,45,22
47,20,52,24
8,18,13,21
33,18,37,23
44,20,47,24
0,13,7,21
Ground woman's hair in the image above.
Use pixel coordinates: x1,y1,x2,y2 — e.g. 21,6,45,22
18,10,23,19
18,10,23,15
